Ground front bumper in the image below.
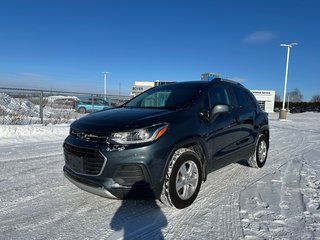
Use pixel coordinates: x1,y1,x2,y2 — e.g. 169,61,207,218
63,135,171,199
63,162,158,199
64,171,117,199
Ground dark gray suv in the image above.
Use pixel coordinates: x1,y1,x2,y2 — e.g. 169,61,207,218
63,79,269,209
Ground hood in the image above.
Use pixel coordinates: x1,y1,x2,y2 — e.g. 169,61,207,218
71,107,178,133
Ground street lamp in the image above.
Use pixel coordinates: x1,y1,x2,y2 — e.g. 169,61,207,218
279,43,297,119
102,71,110,100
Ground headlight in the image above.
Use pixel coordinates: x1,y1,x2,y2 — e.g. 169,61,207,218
109,124,168,145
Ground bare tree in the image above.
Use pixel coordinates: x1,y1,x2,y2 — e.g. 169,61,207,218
288,88,303,102
275,93,281,102
310,95,320,102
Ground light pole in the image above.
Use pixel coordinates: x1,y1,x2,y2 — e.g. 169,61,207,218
102,71,109,100
279,43,297,119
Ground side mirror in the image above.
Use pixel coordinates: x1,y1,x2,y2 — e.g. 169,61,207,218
209,104,231,121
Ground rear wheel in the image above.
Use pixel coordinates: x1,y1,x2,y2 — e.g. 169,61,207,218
248,134,268,168
78,107,86,114
161,148,202,209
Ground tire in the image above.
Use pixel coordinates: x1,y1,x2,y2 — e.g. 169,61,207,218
247,134,268,168
161,148,202,209
78,107,86,114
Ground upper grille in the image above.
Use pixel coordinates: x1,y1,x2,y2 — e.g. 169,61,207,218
70,128,107,143
64,143,105,175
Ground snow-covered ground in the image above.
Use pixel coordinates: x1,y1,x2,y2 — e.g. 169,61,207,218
0,112,319,239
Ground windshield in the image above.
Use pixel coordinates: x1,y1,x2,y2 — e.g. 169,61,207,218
124,83,206,110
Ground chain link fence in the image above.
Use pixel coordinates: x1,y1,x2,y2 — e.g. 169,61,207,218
0,87,131,125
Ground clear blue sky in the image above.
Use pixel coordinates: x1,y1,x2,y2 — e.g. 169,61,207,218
0,0,319,100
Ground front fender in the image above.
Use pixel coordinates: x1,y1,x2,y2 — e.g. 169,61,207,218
161,136,209,183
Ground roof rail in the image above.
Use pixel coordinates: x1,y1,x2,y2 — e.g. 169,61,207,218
215,78,244,86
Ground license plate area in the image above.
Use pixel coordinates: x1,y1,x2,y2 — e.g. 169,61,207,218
65,154,84,173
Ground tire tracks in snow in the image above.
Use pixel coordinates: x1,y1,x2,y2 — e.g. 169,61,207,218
239,117,320,239
164,120,312,239
0,141,63,162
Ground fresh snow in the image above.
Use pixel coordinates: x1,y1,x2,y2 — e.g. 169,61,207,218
0,112,319,239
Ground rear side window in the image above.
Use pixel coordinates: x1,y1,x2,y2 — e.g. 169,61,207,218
95,99,108,105
233,87,255,108
81,100,91,104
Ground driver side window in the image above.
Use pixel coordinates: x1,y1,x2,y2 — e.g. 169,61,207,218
208,87,231,109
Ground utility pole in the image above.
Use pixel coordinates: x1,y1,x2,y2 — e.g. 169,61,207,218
118,81,121,105
279,43,298,119
102,71,110,100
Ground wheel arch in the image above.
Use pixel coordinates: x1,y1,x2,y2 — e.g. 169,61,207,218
162,137,209,183
259,127,270,147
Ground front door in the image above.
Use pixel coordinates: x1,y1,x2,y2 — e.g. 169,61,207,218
204,85,239,170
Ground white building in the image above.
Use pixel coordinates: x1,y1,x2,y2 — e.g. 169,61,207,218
131,81,175,97
201,73,220,81
131,81,155,97
251,90,275,113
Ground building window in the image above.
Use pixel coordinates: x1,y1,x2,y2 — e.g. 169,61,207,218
257,101,265,111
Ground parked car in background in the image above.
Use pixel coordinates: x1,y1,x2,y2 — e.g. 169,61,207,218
75,98,110,113
47,96,78,109
63,79,269,209
290,105,320,113
52,98,77,109
304,105,320,112
289,106,305,113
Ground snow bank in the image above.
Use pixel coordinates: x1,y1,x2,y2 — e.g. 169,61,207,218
0,124,70,146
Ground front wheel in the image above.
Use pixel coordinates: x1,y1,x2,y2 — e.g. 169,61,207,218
247,134,268,168
161,148,202,209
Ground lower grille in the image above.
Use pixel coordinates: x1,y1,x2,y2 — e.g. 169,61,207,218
64,143,105,175
113,165,146,186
